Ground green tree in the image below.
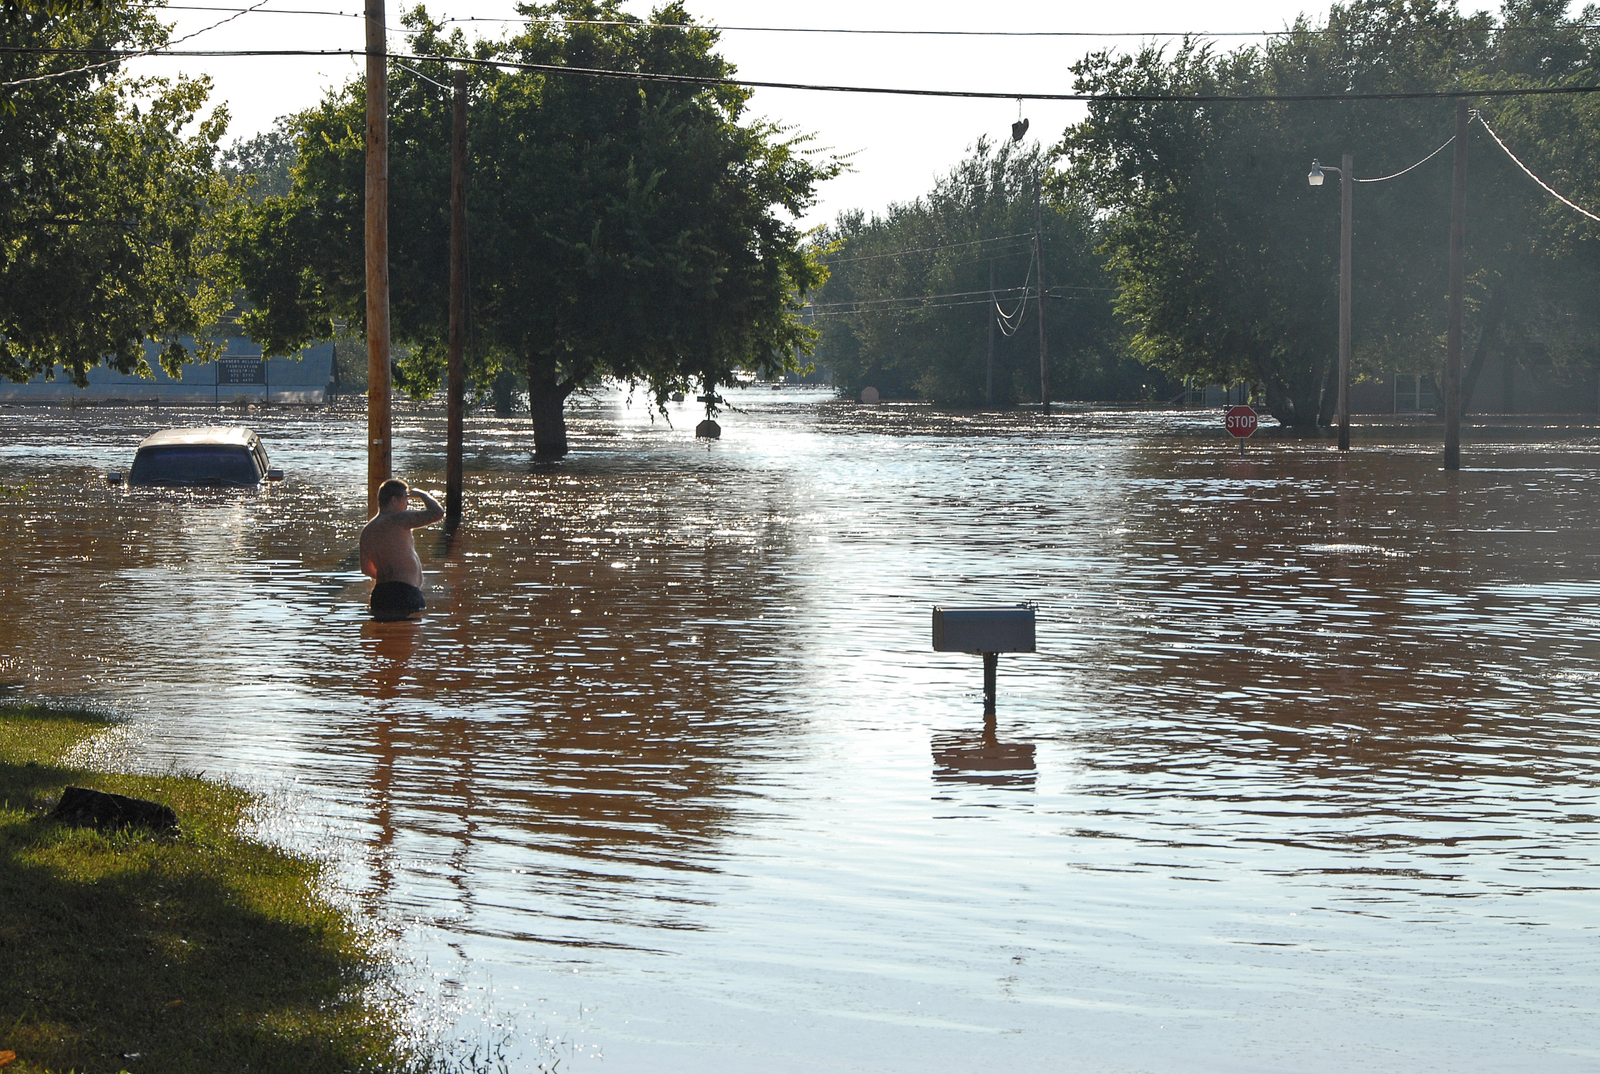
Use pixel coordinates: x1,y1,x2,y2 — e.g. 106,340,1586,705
220,116,298,202
809,139,1145,406
0,2,236,385
1456,0,1600,410
1065,0,1496,429
233,1,837,456
1064,0,1600,428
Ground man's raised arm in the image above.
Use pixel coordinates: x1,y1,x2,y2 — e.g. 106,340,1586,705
403,489,445,528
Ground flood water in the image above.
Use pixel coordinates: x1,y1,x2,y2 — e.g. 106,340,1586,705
3,392,1599,1072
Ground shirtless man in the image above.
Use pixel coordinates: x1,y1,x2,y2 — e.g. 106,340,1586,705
360,478,444,620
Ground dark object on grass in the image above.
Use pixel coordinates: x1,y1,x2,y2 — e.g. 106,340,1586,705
52,786,179,834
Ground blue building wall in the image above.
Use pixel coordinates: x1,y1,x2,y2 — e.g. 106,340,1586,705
0,338,334,405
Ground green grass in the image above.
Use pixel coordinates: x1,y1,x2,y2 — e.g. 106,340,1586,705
0,703,447,1074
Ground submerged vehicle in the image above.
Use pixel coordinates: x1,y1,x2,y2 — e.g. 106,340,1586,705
109,426,285,487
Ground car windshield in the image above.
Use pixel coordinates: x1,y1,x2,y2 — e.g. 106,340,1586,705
129,445,262,486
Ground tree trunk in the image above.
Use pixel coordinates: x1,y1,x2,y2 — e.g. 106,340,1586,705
492,368,516,416
528,367,573,458
1315,352,1338,428
1263,379,1316,432
1258,350,1325,434
1461,290,1503,415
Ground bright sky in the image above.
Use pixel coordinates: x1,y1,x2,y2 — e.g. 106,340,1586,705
137,0,1496,228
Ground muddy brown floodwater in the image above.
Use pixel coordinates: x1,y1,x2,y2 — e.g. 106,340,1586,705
3,392,1599,1072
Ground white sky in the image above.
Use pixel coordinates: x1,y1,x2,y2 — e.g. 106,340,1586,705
136,0,1495,228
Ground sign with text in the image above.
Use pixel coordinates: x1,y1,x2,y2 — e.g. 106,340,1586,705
1224,405,1258,439
217,357,266,386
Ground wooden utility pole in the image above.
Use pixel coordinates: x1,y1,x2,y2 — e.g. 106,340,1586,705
1034,172,1050,414
1445,99,1469,471
445,69,468,532
364,0,392,517
986,258,995,408
1337,152,1352,452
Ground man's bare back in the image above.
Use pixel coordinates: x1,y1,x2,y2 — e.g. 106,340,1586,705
360,479,443,617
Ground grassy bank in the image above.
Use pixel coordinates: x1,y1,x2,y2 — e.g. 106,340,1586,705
0,703,436,1074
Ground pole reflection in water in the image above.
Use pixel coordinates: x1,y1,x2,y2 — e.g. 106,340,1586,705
931,715,1037,792
1,396,1599,1072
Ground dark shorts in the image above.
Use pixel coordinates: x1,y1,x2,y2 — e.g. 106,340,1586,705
371,581,426,620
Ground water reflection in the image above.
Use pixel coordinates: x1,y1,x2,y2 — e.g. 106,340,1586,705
3,399,1599,1070
360,620,420,700
931,716,1037,791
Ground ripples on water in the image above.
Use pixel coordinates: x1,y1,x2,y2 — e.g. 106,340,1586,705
2,395,1599,1072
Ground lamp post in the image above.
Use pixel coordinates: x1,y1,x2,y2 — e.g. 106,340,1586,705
1308,154,1352,452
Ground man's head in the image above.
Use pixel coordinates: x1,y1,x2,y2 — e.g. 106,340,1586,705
377,478,410,511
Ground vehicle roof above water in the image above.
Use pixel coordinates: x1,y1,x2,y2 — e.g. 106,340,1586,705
136,426,260,450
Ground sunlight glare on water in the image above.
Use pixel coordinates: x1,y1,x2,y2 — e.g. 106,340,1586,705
2,393,1599,1072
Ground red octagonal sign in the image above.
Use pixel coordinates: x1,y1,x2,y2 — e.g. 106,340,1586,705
1225,405,1258,439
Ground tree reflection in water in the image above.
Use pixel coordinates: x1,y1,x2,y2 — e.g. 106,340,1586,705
323,461,807,942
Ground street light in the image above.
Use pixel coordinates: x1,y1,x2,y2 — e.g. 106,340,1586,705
1308,154,1353,452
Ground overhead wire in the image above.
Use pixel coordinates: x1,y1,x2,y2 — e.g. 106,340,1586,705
140,3,362,15
1356,130,1462,182
809,285,1033,309
806,292,1097,317
475,16,1600,38
10,44,1600,103
129,7,1600,39
1475,110,1600,222
807,296,1012,316
1,0,276,89
996,252,1036,337
394,59,450,90
821,233,1034,265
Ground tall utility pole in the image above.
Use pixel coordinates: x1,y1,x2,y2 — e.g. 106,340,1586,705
1336,152,1353,451
1310,154,1354,448
445,69,468,533
986,258,995,408
1034,171,1049,415
364,0,392,517
1444,99,1469,472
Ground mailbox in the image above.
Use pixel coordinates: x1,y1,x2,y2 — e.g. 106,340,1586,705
932,605,1035,654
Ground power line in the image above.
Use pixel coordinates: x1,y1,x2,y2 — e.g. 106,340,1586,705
809,286,1032,309
0,0,275,89
138,3,361,16
135,7,1600,39
1356,130,1461,182
1476,111,1600,222
996,252,1036,337
805,292,1098,317
9,45,1600,104
806,297,1006,316
394,59,450,91
821,234,1035,265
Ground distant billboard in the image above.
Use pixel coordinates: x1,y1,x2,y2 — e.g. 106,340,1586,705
217,358,266,386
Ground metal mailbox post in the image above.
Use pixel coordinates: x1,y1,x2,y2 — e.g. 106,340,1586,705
933,605,1036,713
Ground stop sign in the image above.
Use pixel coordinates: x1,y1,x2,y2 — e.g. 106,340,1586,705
1225,405,1258,439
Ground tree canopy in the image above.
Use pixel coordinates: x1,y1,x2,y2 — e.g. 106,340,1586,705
0,2,237,385
1063,0,1600,428
807,139,1156,406
233,0,839,456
